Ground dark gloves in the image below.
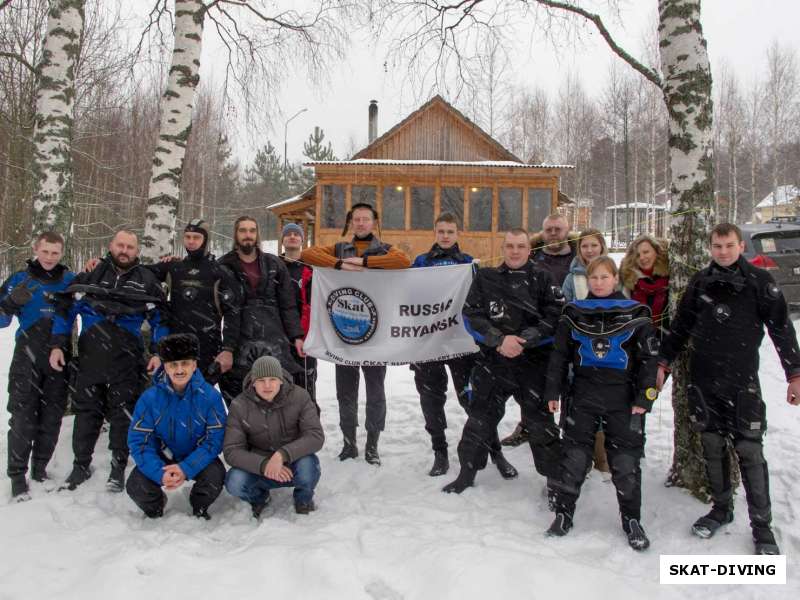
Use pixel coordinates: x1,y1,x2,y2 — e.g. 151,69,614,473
519,327,542,348
1,283,33,312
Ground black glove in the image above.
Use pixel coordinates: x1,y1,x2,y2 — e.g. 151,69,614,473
2,284,33,311
204,361,222,386
519,327,542,348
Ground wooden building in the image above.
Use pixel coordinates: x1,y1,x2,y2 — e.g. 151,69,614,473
270,96,574,264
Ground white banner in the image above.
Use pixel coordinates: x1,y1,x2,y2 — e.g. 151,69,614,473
304,263,479,366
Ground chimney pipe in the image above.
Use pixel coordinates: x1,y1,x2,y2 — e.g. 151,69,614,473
368,100,378,143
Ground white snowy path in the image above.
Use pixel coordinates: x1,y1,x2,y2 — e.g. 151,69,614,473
1,325,799,599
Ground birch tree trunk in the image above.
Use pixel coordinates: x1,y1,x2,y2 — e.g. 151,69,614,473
141,0,204,261
30,0,85,240
658,0,716,499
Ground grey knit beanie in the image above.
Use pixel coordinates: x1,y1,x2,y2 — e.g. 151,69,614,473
281,222,304,240
249,356,283,381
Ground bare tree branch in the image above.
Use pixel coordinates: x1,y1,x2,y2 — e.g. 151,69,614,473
0,50,36,74
534,0,662,88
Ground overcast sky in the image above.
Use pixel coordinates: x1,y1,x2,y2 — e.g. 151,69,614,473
127,0,800,165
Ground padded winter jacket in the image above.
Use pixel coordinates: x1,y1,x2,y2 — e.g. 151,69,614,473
128,368,226,484
223,372,324,475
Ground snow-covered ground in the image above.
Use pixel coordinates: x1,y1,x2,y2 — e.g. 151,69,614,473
1,324,799,599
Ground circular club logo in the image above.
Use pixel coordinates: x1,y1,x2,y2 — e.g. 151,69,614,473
326,287,378,345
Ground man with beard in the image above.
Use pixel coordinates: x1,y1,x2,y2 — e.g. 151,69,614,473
279,222,317,404
84,220,240,384
217,216,304,406
503,213,576,448
443,229,564,495
410,213,516,479
301,203,411,466
2,232,74,501
49,229,167,492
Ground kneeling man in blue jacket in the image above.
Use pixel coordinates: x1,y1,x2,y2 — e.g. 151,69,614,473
127,334,227,519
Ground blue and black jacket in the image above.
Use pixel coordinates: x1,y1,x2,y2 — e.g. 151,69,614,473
545,292,660,411
411,243,473,268
128,368,226,485
0,260,75,349
50,255,168,381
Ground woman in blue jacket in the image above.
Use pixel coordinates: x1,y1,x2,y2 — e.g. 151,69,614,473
126,334,227,519
544,256,660,551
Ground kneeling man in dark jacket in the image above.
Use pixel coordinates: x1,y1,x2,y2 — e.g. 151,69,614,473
224,356,324,518
126,334,227,519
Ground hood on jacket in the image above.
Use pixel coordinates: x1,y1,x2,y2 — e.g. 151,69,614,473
530,231,580,254
567,255,587,276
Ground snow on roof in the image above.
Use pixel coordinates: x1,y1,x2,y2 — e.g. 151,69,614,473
756,185,800,208
606,202,667,210
269,186,316,210
269,194,304,210
304,158,575,169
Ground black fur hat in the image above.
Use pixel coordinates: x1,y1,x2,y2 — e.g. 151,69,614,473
158,333,199,363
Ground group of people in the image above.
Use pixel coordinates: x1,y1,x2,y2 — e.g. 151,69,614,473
2,206,799,556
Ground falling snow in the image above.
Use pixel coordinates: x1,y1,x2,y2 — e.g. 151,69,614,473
1,325,799,598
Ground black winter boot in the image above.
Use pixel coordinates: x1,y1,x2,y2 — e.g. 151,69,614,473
193,506,211,521
339,429,358,461
753,525,780,555
251,494,272,519
622,516,650,551
365,431,381,466
428,451,449,477
295,500,317,514
11,475,30,502
144,493,166,519
692,505,734,539
106,456,127,493
31,462,49,483
62,464,92,491
546,512,573,537
490,450,518,480
501,422,529,447
442,468,476,494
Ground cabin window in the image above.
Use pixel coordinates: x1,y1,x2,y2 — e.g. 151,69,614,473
469,187,492,231
352,185,376,206
321,185,346,229
498,188,522,231
440,186,465,228
382,185,406,230
528,188,552,233
411,186,434,230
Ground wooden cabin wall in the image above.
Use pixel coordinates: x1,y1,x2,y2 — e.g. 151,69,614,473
359,106,511,162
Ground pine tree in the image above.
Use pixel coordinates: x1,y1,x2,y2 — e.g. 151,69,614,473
303,126,337,161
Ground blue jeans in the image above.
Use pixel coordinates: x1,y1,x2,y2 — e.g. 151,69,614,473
225,454,321,505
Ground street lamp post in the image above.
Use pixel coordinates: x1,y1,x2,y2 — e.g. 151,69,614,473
284,107,308,181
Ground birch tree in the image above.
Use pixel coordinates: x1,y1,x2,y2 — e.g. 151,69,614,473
141,0,204,261
371,0,716,498
30,0,85,238
140,0,351,261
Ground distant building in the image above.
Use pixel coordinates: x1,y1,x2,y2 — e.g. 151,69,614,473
754,185,800,223
270,95,574,263
605,202,668,248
